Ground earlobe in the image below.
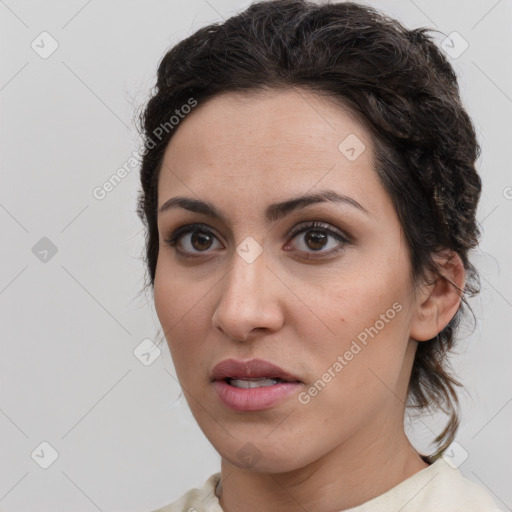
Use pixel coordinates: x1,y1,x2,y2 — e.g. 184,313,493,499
410,251,466,342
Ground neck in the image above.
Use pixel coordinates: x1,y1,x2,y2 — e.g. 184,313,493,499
216,420,429,512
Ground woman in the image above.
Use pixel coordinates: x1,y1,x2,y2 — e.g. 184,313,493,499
137,1,502,510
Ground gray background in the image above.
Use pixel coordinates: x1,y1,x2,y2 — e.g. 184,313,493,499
1,0,511,511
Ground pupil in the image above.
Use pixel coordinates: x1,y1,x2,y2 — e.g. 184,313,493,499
192,231,212,251
306,231,326,250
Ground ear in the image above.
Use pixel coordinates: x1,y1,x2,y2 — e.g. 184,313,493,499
410,250,466,342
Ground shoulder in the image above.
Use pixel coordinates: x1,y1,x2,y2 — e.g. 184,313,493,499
150,473,222,512
150,461,503,512
350,457,503,512
419,458,503,511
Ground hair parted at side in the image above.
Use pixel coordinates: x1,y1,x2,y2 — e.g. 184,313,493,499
137,0,482,462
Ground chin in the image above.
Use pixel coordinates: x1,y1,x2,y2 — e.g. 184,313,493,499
216,437,317,474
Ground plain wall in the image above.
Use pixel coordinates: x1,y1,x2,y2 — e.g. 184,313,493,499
1,0,511,510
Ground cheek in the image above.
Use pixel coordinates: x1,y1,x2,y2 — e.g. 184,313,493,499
153,269,191,358
153,268,214,374
153,269,177,334
324,273,405,341
302,276,411,395
153,259,203,331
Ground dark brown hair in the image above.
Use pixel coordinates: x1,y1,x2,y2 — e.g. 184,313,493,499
137,0,481,462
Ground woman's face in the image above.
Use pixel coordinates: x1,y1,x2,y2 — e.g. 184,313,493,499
154,88,423,472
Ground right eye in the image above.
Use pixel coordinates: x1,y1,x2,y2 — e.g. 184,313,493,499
164,223,224,257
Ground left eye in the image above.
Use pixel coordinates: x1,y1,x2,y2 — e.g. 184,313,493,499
285,221,349,256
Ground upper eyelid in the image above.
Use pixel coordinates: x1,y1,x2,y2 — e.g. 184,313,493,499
288,221,349,239
169,220,341,236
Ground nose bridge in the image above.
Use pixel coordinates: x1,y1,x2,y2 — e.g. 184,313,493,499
213,242,282,339
222,243,267,308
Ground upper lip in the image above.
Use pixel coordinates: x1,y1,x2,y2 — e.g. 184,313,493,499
211,358,301,382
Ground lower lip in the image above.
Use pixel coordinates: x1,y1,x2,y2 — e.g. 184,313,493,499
213,380,302,411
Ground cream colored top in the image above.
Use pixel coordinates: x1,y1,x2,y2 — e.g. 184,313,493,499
152,457,503,511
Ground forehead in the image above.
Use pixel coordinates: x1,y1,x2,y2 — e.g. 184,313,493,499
156,88,381,213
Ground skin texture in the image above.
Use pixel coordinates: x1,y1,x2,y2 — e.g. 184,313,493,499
153,88,465,512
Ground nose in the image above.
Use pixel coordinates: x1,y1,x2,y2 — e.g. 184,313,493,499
212,247,285,341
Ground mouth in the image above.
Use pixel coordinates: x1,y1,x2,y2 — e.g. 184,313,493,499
210,358,302,384
225,377,294,389
211,359,302,411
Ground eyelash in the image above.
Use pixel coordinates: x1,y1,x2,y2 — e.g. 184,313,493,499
164,221,351,260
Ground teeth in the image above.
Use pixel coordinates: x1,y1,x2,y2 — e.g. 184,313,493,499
228,378,280,388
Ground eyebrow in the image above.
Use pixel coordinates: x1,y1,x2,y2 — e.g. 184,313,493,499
158,190,371,223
